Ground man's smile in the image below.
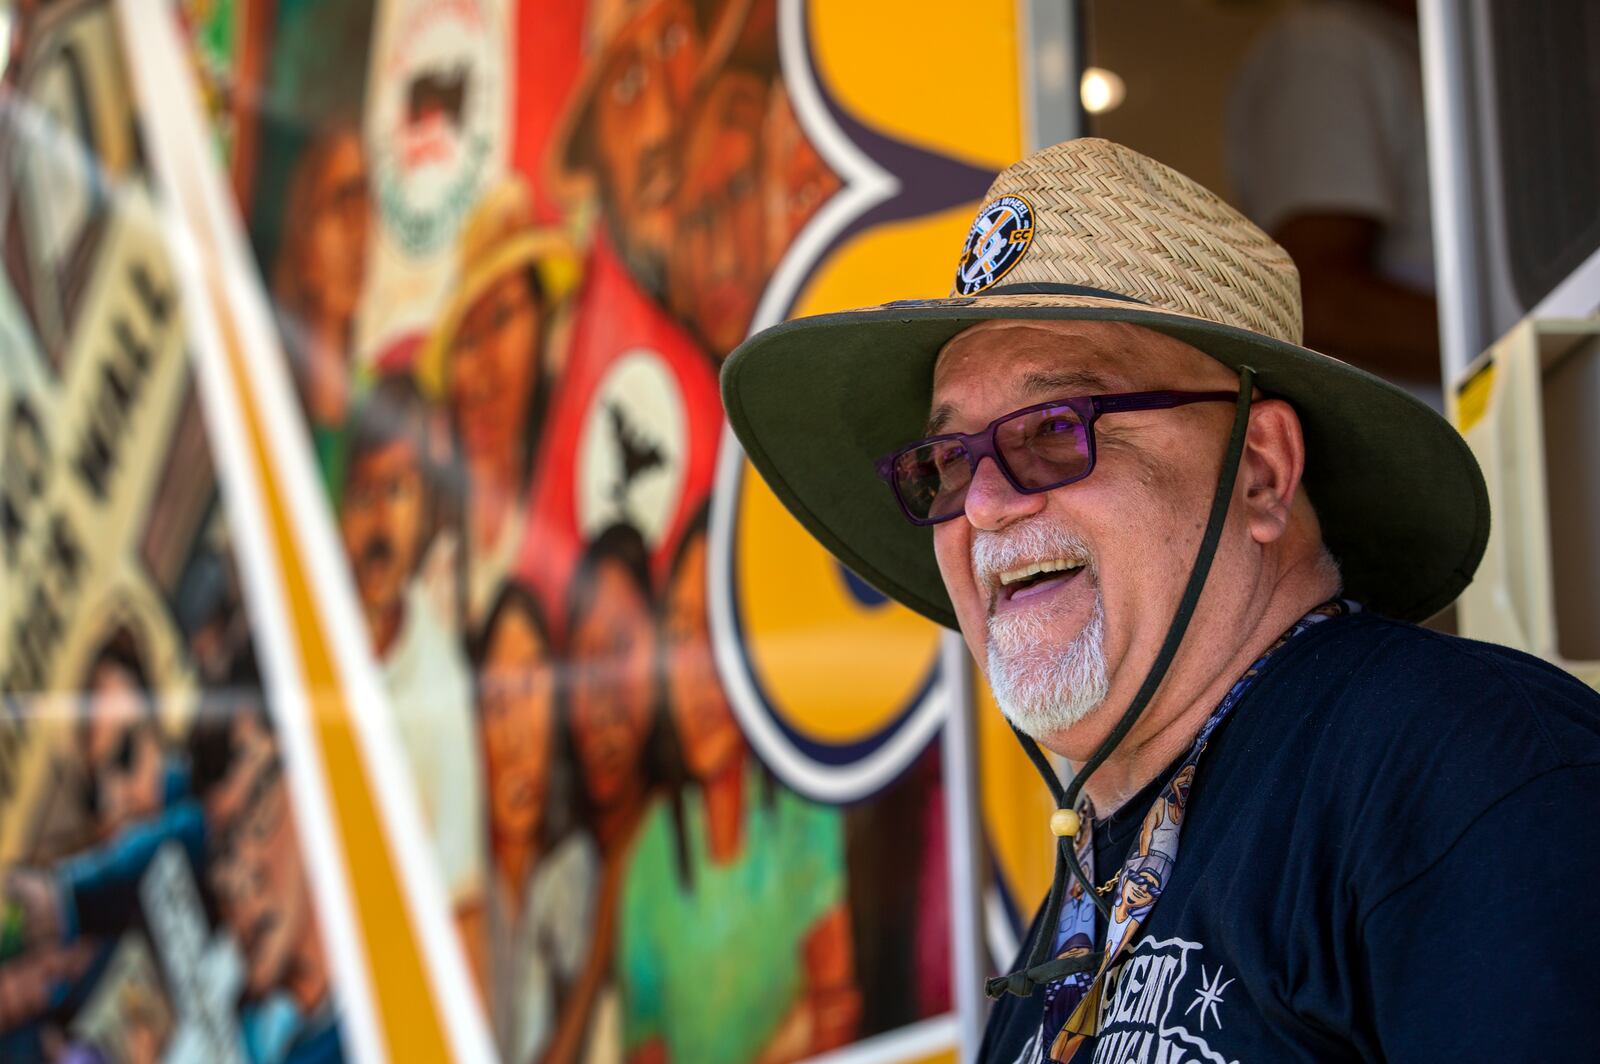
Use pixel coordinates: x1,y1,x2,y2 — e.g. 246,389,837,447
975,529,1096,619
998,558,1088,605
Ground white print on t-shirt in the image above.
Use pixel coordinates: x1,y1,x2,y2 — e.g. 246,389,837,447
1184,964,1234,1032
1003,936,1244,1064
1086,936,1241,1064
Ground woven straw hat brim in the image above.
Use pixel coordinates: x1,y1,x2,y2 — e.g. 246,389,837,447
721,293,1489,627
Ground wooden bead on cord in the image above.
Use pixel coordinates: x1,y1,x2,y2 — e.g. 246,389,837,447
1050,808,1081,838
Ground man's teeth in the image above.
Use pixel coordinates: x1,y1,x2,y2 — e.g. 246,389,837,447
998,559,1084,587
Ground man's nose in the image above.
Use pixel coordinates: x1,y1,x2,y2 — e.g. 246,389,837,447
962,455,1045,531
640,62,673,133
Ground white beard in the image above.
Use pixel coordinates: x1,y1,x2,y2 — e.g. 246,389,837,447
972,520,1109,741
987,590,1108,740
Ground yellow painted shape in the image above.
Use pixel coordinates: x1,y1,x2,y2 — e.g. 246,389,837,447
729,20,1024,746
1455,358,1496,435
793,202,979,315
734,209,985,746
976,677,1057,912
810,1,1022,171
735,461,940,743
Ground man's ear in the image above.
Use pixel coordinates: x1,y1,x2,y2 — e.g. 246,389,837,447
1239,399,1305,546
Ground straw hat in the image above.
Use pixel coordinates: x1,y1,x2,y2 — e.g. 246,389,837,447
720,138,1488,625
416,179,579,400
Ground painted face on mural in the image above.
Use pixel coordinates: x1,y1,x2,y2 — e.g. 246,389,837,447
83,663,165,837
206,712,316,1001
762,82,839,272
479,599,557,843
671,66,770,358
448,269,544,474
592,0,702,286
569,557,657,809
340,437,426,635
298,130,371,329
663,530,742,782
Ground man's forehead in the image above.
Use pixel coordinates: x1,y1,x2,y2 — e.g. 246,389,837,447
928,319,1229,420
935,319,1163,382
928,321,1132,429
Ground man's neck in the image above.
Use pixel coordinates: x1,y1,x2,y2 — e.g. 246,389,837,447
493,833,537,918
1076,578,1335,815
367,600,405,658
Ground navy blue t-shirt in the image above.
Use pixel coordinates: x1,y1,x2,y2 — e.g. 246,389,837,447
979,611,1600,1063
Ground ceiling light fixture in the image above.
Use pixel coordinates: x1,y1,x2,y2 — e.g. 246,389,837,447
1081,67,1126,115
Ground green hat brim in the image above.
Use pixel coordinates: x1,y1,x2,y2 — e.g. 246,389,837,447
720,295,1489,628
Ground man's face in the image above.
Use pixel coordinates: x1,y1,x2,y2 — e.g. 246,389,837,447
449,271,542,470
930,320,1241,755
341,438,425,626
478,606,555,843
301,132,370,327
592,0,701,281
671,69,768,357
84,664,164,837
569,559,657,809
206,713,314,1000
662,534,741,781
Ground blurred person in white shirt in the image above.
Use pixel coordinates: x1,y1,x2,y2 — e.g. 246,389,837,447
1228,0,1441,406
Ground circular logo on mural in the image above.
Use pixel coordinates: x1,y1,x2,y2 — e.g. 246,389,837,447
575,349,688,547
369,0,503,256
954,194,1034,295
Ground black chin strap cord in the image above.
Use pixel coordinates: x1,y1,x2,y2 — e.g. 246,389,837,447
986,367,1257,1001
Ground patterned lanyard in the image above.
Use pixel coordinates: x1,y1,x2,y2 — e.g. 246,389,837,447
1035,600,1355,1063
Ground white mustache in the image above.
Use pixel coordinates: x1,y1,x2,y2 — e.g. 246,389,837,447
970,519,1095,597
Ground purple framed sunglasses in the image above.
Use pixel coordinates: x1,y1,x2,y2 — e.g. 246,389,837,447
875,390,1238,525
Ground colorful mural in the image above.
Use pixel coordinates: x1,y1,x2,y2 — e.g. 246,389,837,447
0,4,346,1062
2,1,1046,1061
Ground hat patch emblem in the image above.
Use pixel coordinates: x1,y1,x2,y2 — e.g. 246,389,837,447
955,194,1034,295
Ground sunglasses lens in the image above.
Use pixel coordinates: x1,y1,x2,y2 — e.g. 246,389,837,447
887,403,1093,523
997,403,1090,488
893,439,973,521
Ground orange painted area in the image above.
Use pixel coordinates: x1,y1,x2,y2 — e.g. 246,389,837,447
203,268,453,1062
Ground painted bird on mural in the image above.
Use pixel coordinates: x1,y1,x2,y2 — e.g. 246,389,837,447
607,400,666,509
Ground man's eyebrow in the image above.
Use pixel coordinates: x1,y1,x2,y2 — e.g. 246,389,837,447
923,369,1121,436
1019,369,1120,395
924,402,958,437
